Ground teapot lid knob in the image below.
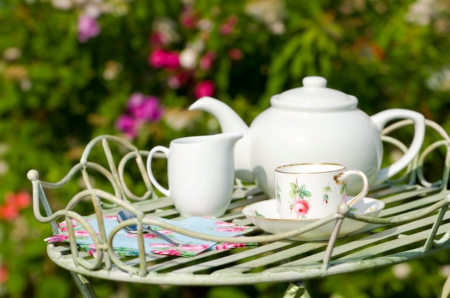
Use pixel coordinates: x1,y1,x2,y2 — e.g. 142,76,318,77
302,76,327,88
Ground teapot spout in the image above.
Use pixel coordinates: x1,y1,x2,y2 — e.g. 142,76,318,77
189,96,253,182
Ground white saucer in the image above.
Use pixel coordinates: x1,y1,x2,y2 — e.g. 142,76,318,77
242,196,385,241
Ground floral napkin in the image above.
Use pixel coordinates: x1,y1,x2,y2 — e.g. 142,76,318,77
45,215,256,257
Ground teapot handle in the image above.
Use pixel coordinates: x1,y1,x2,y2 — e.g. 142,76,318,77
146,146,171,197
370,109,425,185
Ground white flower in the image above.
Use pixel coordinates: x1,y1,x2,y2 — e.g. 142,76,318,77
3,47,21,61
245,0,286,34
20,79,32,91
426,65,450,91
440,265,450,277
392,263,411,279
179,48,198,69
269,21,285,35
103,60,123,80
0,144,10,156
0,160,9,176
84,3,102,18
406,0,438,26
197,19,213,31
51,0,73,10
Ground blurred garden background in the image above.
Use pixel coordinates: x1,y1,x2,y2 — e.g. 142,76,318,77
1,0,450,297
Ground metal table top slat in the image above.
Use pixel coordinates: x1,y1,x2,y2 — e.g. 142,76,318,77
368,185,421,198
213,242,328,275
375,187,440,204
337,222,450,262
172,241,295,274
146,248,233,273
378,190,449,217
265,213,448,273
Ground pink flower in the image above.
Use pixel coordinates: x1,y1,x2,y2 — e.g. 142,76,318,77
77,16,101,43
127,93,163,121
115,114,139,138
195,80,215,99
149,49,167,68
74,230,90,237
103,215,118,220
164,51,180,69
152,249,181,256
293,199,309,216
228,48,243,60
88,250,97,257
5,191,31,209
179,244,209,251
156,229,173,234
0,265,8,284
125,233,158,239
214,221,236,226
220,15,238,35
168,71,190,89
0,204,18,221
199,51,216,70
214,226,249,232
151,243,175,248
215,243,246,250
58,219,80,228
180,7,198,29
149,32,171,46
0,191,32,221
148,49,180,69
45,234,69,243
220,23,233,35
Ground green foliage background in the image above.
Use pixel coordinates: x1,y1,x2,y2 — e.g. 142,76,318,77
1,0,450,297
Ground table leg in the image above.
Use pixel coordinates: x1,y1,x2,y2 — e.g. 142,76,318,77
283,281,311,298
70,272,98,298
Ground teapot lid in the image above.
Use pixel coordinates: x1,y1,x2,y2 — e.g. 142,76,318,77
270,76,358,112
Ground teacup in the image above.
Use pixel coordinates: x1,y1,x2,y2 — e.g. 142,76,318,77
146,132,243,218
275,162,369,219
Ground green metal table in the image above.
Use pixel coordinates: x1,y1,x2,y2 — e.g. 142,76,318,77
28,120,450,297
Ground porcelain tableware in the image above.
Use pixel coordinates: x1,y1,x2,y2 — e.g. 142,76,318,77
275,163,369,219
146,132,243,218
189,76,425,196
242,197,385,241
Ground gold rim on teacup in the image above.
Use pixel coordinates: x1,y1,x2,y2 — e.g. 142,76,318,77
275,162,346,175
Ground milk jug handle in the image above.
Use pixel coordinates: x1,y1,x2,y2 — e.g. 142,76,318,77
146,146,171,197
370,109,425,185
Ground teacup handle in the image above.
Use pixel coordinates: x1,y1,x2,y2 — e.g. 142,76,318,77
334,169,369,206
146,146,171,197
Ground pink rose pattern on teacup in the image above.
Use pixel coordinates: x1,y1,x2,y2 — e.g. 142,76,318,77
292,199,310,216
288,179,312,218
285,178,348,218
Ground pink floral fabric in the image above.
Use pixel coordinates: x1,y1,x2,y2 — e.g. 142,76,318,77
45,215,256,258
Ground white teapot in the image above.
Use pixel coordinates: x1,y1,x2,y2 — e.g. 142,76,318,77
189,76,425,196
